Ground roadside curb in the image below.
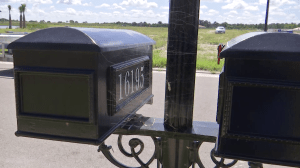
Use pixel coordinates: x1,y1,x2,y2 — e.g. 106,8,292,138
153,68,220,75
0,61,13,64
0,62,220,75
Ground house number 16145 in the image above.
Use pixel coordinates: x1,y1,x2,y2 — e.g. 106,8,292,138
118,66,144,101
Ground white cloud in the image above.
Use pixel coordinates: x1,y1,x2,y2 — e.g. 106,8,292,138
53,7,76,15
286,13,296,19
201,0,223,3
258,0,296,7
200,9,203,14
290,4,300,9
268,6,287,16
207,9,219,16
113,11,121,15
201,5,208,9
242,11,251,16
50,6,55,9
222,0,259,11
99,12,113,17
40,0,53,3
224,10,238,15
120,0,158,8
95,3,110,8
160,6,169,10
56,0,91,6
112,3,126,10
124,9,165,19
131,9,143,13
3,0,53,3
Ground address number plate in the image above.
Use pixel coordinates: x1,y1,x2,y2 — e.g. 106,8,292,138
108,56,150,116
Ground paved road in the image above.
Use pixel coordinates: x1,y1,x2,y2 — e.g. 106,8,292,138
0,62,288,168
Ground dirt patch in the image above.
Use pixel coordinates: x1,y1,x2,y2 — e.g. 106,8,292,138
157,45,167,58
207,30,215,34
197,43,218,59
148,35,157,38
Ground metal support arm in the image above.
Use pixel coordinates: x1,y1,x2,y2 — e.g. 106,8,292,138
99,115,242,168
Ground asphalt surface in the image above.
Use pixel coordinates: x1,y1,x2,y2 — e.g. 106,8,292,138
0,62,288,168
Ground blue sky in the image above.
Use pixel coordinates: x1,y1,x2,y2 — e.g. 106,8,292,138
0,0,299,24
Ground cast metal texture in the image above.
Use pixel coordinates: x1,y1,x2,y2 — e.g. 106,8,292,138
99,115,239,168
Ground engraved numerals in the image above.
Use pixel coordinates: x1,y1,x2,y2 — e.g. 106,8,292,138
118,66,144,101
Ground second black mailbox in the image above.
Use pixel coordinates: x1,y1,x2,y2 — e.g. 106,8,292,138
215,32,300,167
8,27,155,145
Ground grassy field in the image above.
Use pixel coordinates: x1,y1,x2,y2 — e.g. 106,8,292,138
0,22,258,72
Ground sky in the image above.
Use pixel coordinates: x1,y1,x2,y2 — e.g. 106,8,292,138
0,0,299,24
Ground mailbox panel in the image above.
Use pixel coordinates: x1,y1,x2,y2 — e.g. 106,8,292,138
230,83,300,139
15,68,94,122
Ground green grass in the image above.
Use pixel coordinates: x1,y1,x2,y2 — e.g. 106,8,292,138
153,50,167,68
0,21,259,72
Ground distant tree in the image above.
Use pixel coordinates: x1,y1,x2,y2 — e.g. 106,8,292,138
21,4,26,28
69,20,74,24
75,21,78,23
158,21,162,24
18,6,23,28
47,21,51,23
221,22,228,28
8,5,12,29
58,21,62,23
116,21,121,24
132,22,137,26
199,20,203,25
213,21,219,28
40,20,45,23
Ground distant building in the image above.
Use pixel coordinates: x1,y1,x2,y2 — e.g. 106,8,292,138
199,25,206,29
293,27,300,31
267,29,279,33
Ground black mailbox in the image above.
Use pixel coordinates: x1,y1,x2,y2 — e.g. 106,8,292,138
215,32,300,167
8,27,155,145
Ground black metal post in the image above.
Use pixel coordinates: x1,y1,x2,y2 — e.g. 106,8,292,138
264,0,270,32
163,0,200,167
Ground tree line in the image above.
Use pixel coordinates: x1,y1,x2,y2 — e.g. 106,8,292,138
199,20,300,29
7,4,27,29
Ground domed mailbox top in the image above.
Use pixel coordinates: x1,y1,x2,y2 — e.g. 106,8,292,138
220,32,300,61
8,27,155,52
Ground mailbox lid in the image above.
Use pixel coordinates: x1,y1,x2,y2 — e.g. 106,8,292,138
74,27,156,52
7,27,155,52
220,33,300,61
